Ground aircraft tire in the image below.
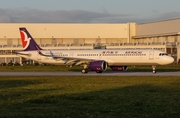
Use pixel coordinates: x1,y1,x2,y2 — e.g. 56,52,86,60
96,71,102,73
81,69,88,74
152,70,156,74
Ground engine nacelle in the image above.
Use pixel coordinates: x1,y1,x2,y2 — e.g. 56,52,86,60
89,60,107,72
110,66,128,71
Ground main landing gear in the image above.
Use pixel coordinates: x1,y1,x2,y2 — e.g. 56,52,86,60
96,70,103,73
152,65,156,74
81,64,88,74
81,69,88,73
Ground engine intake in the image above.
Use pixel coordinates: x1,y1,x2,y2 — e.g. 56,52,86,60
110,66,128,71
89,60,107,72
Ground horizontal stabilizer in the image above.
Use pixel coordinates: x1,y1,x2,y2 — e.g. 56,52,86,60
16,52,31,56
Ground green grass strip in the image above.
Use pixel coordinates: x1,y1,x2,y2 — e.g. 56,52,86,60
0,76,180,118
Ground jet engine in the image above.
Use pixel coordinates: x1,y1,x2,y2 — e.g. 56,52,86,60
110,66,128,71
89,60,107,73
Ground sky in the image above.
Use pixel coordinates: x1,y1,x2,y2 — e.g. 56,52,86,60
0,0,180,23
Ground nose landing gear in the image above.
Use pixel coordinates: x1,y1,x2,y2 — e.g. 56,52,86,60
152,65,156,74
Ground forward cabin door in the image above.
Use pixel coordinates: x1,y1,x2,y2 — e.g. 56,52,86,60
149,50,154,60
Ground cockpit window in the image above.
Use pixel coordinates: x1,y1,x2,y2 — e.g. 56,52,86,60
159,53,168,56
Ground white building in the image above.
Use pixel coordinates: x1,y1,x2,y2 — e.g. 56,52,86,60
0,18,180,64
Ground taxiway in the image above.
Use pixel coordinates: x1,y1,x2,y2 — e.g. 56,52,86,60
0,71,180,76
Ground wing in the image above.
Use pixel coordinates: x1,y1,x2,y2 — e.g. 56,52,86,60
38,50,96,66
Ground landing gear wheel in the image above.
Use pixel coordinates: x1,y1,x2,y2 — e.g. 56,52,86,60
96,71,102,73
81,69,88,74
152,70,156,74
152,65,156,74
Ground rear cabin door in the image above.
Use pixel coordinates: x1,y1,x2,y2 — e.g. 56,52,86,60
37,54,41,60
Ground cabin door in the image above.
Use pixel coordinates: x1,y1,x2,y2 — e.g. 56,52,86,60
149,50,154,60
37,54,41,60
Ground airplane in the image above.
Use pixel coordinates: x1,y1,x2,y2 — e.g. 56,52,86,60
17,27,174,74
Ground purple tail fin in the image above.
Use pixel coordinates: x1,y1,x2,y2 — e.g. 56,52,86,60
19,27,42,51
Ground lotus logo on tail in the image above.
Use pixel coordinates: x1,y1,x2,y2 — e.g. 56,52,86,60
19,27,42,51
20,30,31,50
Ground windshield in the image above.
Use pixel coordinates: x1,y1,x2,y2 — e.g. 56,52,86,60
159,53,168,56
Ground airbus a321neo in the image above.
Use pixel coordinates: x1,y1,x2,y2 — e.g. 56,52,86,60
17,27,174,74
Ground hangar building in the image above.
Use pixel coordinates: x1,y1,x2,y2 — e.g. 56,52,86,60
0,18,180,65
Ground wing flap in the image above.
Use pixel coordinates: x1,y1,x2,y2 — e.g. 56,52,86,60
38,50,96,65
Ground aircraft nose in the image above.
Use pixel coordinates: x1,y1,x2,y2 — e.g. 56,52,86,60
168,57,174,64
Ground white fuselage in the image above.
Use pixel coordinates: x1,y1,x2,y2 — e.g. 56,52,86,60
17,49,174,66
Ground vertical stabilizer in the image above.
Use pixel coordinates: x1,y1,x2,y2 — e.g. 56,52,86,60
19,27,42,51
